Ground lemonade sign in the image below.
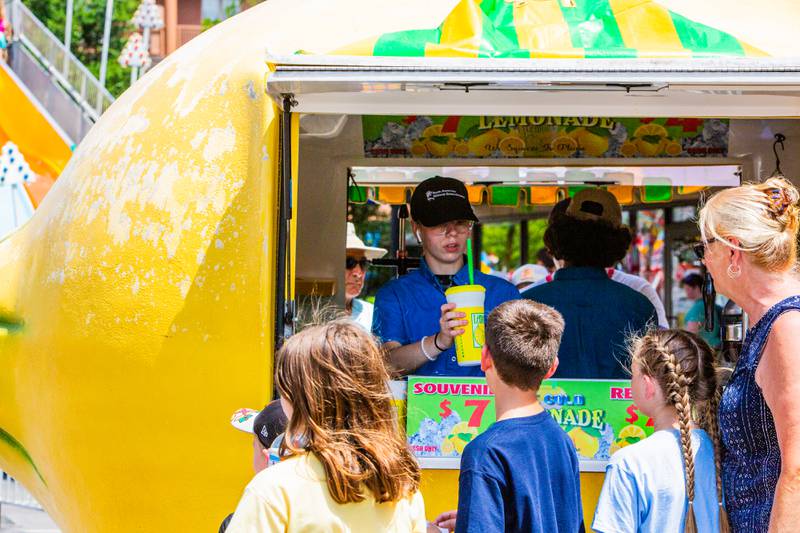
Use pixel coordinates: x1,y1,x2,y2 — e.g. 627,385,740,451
363,116,728,159
406,377,654,468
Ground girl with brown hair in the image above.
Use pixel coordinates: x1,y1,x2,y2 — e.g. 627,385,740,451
226,320,427,532
592,330,729,533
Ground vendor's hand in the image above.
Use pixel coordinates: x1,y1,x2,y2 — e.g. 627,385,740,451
434,510,457,531
438,303,466,350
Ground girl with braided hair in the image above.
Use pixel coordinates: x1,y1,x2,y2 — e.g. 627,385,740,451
592,329,729,533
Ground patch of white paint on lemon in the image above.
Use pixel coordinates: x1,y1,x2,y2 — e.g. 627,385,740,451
203,126,236,163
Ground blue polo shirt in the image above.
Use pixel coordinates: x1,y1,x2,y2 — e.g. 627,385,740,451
372,258,520,376
522,266,657,379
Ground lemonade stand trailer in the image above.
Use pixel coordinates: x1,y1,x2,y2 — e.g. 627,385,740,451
271,54,800,524
1,0,800,531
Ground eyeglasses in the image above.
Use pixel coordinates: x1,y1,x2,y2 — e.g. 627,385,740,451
430,220,474,236
346,257,370,270
693,238,717,260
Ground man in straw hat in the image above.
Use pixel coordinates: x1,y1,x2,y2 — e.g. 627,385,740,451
345,222,388,331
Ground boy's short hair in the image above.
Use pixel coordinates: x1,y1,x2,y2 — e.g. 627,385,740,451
485,300,565,391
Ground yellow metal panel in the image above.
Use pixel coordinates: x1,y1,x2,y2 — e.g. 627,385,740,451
290,113,300,302
421,470,605,526
610,0,687,56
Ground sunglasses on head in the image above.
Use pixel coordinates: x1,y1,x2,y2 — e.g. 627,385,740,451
692,238,717,260
346,257,370,270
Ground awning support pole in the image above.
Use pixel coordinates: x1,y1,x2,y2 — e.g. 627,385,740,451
275,94,297,352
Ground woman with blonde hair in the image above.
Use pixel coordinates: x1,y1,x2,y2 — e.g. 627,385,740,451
226,320,427,532
697,176,800,531
592,329,729,533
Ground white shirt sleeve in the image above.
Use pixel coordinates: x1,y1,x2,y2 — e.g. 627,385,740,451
636,281,669,328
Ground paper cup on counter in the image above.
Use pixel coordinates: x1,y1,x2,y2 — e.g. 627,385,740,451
445,285,486,366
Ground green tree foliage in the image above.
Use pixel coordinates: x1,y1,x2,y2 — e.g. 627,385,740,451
26,0,140,97
482,219,547,271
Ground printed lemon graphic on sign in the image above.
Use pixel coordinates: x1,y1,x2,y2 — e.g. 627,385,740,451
411,141,428,157
568,427,600,459
467,131,500,157
499,135,525,157
422,124,445,138
620,141,637,157
441,437,456,455
426,136,457,157
551,136,578,157
610,424,647,454
575,129,610,157
537,383,567,407
454,142,470,156
445,422,479,454
665,141,682,156
618,425,646,442
633,123,669,157
523,127,558,155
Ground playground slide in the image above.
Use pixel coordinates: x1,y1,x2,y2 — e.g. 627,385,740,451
0,61,72,207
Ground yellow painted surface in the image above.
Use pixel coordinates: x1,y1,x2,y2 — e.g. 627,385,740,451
422,470,605,528
0,11,282,533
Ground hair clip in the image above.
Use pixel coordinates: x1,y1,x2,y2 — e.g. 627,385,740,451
766,187,790,216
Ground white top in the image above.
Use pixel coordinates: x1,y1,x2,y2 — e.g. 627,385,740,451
609,270,669,328
351,298,374,332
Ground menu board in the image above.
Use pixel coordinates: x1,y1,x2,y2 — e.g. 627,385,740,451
405,377,654,469
363,115,729,159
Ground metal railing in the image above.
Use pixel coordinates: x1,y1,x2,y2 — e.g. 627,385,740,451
6,0,115,121
0,470,42,510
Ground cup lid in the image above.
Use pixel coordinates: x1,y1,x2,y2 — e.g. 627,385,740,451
444,284,486,295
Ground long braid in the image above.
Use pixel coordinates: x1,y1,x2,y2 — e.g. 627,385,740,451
705,387,731,533
654,338,698,533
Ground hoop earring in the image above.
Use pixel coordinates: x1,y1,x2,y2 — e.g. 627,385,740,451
727,264,741,279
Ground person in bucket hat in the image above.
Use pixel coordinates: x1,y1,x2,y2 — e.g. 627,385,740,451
345,222,387,331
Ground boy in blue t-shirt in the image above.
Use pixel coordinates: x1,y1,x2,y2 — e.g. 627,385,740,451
435,300,584,533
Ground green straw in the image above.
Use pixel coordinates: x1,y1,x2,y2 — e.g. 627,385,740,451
467,238,475,285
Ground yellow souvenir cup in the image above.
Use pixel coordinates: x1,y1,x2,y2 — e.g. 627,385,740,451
444,285,486,366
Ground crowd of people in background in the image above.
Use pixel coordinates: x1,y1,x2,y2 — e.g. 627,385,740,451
221,176,800,532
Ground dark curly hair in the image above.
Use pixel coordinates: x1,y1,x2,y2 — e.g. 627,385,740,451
544,200,633,268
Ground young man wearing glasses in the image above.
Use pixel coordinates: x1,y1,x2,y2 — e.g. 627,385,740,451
373,176,520,377
345,222,388,331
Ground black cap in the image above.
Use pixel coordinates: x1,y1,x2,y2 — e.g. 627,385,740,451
410,176,479,227
254,400,288,448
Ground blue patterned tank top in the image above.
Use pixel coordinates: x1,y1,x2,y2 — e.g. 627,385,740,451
719,295,800,531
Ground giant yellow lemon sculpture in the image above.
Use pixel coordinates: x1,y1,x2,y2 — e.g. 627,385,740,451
0,1,420,531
